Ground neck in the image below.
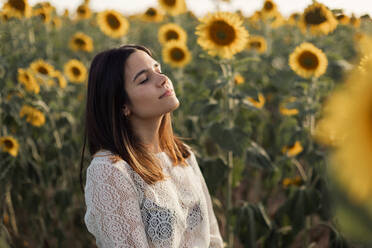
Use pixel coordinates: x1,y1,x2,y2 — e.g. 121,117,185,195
129,115,164,153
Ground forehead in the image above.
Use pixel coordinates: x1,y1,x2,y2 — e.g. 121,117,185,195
125,50,156,72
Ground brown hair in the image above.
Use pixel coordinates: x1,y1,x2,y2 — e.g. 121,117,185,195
79,44,190,193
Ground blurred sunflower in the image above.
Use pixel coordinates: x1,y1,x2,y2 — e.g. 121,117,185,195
97,10,129,38
282,141,303,157
19,105,46,127
358,55,372,74
270,11,285,28
0,10,11,21
62,9,69,18
53,70,67,88
51,17,62,29
279,97,299,116
299,2,337,35
289,42,328,78
234,73,244,85
33,6,51,23
162,41,191,68
261,0,278,19
282,176,302,187
141,7,164,22
158,23,187,45
158,0,187,16
0,136,19,157
288,12,300,25
29,59,55,77
2,0,32,18
335,14,350,25
69,32,94,52
246,35,267,53
76,4,92,20
246,93,265,109
195,11,249,59
349,14,361,28
248,10,262,24
17,68,39,94
315,56,372,202
64,59,87,83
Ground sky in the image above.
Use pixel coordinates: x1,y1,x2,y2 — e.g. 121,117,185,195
17,0,372,17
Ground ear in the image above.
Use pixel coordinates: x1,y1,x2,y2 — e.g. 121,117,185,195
123,105,131,116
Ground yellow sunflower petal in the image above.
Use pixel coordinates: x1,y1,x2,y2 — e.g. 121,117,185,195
246,35,267,53
69,32,94,52
17,68,40,94
0,136,19,157
158,0,187,16
97,10,129,38
158,23,187,45
195,11,249,59
162,40,191,68
63,59,87,83
19,105,46,127
289,42,328,78
141,7,164,22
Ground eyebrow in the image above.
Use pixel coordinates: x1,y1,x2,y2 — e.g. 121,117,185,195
132,63,161,82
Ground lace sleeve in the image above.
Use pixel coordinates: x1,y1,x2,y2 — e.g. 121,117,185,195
188,152,225,248
84,158,150,248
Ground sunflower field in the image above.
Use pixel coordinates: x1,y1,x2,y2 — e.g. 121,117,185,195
1,0,372,247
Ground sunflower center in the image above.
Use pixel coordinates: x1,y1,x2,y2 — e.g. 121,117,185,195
37,66,48,75
38,12,46,21
74,38,86,47
4,139,14,149
209,20,236,46
264,1,273,11
170,47,185,61
298,51,319,70
165,30,179,41
163,0,176,7
250,41,262,49
146,8,156,16
304,7,327,25
78,6,86,15
9,0,25,12
106,14,120,29
25,73,30,81
72,67,81,76
336,14,345,20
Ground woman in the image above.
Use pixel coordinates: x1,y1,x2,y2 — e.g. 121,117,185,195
79,44,224,247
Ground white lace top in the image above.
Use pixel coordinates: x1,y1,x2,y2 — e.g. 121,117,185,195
83,149,224,248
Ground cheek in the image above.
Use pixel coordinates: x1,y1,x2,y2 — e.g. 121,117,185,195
130,89,159,113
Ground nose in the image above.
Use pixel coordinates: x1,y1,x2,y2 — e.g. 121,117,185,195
156,73,168,87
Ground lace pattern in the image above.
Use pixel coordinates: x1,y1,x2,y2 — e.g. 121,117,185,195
84,149,224,248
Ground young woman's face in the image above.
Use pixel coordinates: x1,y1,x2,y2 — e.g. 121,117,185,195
124,50,179,119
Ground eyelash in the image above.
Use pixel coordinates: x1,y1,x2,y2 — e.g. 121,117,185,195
140,72,165,84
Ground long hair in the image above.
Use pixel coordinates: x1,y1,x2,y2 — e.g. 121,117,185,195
79,44,190,193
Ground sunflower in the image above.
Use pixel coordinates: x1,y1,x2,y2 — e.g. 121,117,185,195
158,23,187,45
51,17,62,29
246,35,267,53
282,176,302,187
158,0,187,16
299,2,337,35
97,10,129,38
234,74,244,85
141,7,164,22
19,105,46,127
162,41,191,68
62,9,69,18
17,68,39,94
196,11,249,59
246,93,265,109
29,59,55,77
69,32,94,52
282,141,303,157
76,4,92,20
279,97,299,116
288,12,300,25
33,6,51,23
314,58,372,202
261,0,278,19
53,70,67,88
349,14,361,28
0,136,19,157
2,0,32,18
289,42,328,78
335,14,350,25
64,59,87,83
270,11,285,28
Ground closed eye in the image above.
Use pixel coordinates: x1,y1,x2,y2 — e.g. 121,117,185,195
140,78,148,84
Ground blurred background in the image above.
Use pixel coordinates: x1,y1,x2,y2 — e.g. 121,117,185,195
1,0,372,247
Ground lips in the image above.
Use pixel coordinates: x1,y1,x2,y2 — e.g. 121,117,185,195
159,89,173,99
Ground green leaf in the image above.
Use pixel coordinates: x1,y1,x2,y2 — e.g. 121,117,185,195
245,141,274,170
